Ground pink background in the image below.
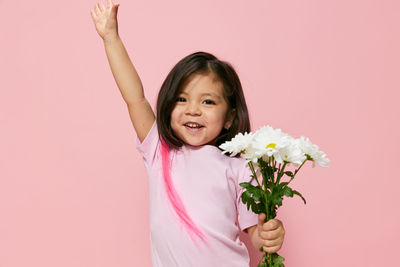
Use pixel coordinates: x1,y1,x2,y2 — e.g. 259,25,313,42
1,0,399,266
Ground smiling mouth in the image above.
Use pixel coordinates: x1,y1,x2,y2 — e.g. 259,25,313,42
184,122,204,129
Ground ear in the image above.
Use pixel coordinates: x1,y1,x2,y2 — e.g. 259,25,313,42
224,108,236,130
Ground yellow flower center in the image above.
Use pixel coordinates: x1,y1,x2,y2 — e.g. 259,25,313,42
266,143,276,149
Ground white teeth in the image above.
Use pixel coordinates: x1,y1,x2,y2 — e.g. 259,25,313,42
185,123,202,128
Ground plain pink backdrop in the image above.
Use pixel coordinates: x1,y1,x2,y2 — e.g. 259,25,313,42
1,0,399,266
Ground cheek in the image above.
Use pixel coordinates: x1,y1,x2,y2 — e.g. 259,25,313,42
170,108,180,124
207,109,227,124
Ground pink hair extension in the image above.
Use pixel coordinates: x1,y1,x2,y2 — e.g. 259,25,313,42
160,138,209,247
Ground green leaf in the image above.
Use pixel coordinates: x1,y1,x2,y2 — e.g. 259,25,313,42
241,191,255,209
293,190,307,204
270,189,283,207
239,182,256,190
270,206,277,219
274,255,285,264
252,202,264,213
279,182,289,187
284,171,294,177
239,184,266,214
282,186,294,197
258,158,274,180
270,253,285,267
240,183,263,202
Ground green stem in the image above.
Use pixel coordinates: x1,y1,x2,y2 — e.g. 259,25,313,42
276,161,287,185
257,252,264,266
248,161,269,225
287,159,307,185
249,162,268,267
277,162,281,176
262,160,270,190
272,159,276,184
248,161,262,188
294,159,307,176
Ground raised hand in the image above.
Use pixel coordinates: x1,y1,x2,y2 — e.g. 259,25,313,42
90,0,120,41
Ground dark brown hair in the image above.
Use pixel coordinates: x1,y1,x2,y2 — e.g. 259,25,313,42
156,51,250,150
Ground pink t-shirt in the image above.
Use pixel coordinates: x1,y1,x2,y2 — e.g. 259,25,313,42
135,121,259,267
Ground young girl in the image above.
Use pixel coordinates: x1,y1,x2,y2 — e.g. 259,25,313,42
90,1,285,266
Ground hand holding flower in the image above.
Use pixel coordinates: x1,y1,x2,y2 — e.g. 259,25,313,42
257,213,285,254
220,124,329,267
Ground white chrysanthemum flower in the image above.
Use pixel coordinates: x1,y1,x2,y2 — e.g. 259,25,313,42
251,126,292,164
219,132,253,157
295,136,330,167
278,137,307,166
241,142,260,164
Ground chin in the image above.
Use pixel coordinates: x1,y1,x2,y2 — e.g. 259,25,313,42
185,141,206,147
183,138,212,147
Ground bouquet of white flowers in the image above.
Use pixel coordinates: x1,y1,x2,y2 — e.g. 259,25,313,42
219,126,329,267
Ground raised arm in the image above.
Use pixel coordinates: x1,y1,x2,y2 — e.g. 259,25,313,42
90,0,155,142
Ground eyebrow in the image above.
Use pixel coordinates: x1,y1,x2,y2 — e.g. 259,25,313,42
179,92,222,99
202,93,222,99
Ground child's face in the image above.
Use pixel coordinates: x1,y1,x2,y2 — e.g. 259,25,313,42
170,73,235,147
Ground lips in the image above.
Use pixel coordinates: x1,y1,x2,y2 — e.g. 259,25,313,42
184,122,204,129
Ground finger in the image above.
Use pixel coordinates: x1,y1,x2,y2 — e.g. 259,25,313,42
262,236,284,252
262,243,282,254
112,2,120,14
262,234,284,246
107,0,113,8
257,213,266,234
258,213,266,227
263,218,281,231
260,225,285,241
90,9,97,20
95,3,101,15
260,228,281,240
99,1,106,12
93,4,98,16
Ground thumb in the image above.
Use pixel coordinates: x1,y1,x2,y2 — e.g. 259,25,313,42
112,3,120,15
258,213,266,230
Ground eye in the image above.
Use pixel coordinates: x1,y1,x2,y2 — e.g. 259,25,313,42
202,99,215,105
176,97,186,102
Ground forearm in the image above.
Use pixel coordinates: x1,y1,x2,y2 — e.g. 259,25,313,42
103,34,145,106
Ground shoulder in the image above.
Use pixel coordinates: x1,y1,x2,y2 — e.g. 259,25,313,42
224,154,249,171
221,154,251,181
135,120,161,161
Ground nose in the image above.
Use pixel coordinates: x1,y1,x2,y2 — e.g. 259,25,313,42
185,101,201,116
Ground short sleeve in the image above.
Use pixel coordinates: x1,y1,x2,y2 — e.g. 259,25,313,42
135,120,160,167
236,164,259,232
